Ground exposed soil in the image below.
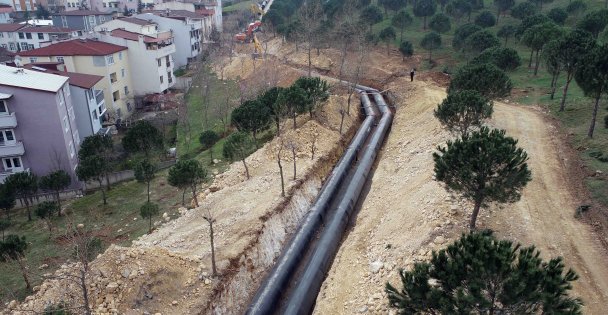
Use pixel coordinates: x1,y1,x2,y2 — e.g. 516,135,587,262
313,77,608,314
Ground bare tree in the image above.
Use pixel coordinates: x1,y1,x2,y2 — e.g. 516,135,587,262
310,132,318,160
177,94,192,155
345,39,368,115
202,207,218,276
276,137,286,197
286,140,299,180
299,0,323,77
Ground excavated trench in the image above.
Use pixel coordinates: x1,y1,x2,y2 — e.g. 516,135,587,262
204,118,360,315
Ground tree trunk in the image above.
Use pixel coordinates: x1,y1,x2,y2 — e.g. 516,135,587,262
429,49,432,62
400,27,404,42
291,147,297,180
208,218,217,276
386,42,390,56
209,148,214,163
339,110,345,135
181,188,186,206
292,113,297,129
80,269,92,315
24,198,31,221
423,16,427,29
105,171,111,190
55,191,62,216
496,9,500,23
588,95,601,138
278,154,285,197
533,50,540,75
550,72,559,99
504,36,508,46
242,158,250,179
252,130,259,149
559,73,573,112
307,44,312,77
17,258,31,291
470,198,483,230
147,181,150,203
99,179,107,205
528,50,533,68
191,185,199,207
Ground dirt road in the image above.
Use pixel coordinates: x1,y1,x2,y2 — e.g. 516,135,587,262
314,78,608,314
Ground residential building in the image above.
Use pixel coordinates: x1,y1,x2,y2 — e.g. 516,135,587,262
17,39,134,120
52,10,114,32
0,4,13,23
0,24,77,52
0,65,80,185
0,23,25,52
152,1,220,33
26,64,106,138
10,0,35,12
136,11,204,67
94,17,175,94
193,0,221,32
64,0,91,11
89,0,137,13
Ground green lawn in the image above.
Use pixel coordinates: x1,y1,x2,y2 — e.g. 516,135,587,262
223,0,254,13
368,0,608,205
0,169,184,303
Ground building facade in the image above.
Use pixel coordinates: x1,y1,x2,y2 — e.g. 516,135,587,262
17,39,134,120
52,10,114,32
0,25,78,52
0,5,13,23
10,0,35,12
136,11,203,67
0,65,80,185
94,17,175,94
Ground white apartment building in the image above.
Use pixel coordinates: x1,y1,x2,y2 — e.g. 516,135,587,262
0,24,77,52
94,17,175,95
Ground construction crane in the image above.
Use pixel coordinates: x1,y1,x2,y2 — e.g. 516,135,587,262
234,20,262,42
253,34,263,56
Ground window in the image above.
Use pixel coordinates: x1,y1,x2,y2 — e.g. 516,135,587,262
28,44,34,50
18,32,24,39
74,130,80,145
121,68,125,77
0,44,5,49
56,56,64,63
159,75,163,83
37,33,44,40
89,16,96,26
58,92,65,105
0,33,4,38
127,102,132,111
100,16,105,22
113,90,120,101
167,71,172,83
124,86,129,95
157,59,161,67
0,130,15,145
110,72,117,83
29,57,37,63
0,101,8,114
61,16,67,28
166,56,170,63
98,103,105,115
20,43,28,51
25,33,32,39
3,157,23,172
69,141,75,158
8,43,15,51
106,54,114,65
118,52,122,60
68,106,74,120
92,109,98,120
63,116,69,132
63,84,70,96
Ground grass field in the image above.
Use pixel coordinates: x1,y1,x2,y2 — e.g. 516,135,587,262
0,169,184,303
223,0,255,13
368,0,608,206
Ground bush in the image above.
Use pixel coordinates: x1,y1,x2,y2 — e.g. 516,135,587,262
548,7,568,25
199,130,220,150
474,10,496,28
173,68,186,77
452,23,482,50
448,63,513,99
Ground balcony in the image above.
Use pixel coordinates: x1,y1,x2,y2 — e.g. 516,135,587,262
0,141,25,157
0,168,29,184
95,90,104,105
0,113,17,128
149,44,176,58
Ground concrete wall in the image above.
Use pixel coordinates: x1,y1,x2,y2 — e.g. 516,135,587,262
53,14,113,31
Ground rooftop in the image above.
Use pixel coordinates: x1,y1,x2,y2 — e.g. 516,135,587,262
0,65,68,92
20,26,75,33
18,39,127,57
110,29,164,43
54,10,112,16
0,6,13,13
119,17,154,26
143,10,206,19
0,23,25,32
24,64,103,89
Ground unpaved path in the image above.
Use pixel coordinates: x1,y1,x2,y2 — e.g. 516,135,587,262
314,78,608,314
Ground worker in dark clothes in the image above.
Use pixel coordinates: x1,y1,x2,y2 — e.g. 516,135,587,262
410,68,416,82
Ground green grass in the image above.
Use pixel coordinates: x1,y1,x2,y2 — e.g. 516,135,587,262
223,0,254,13
0,169,185,303
368,0,608,205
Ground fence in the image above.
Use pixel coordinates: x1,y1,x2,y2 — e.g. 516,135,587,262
174,76,193,92
15,189,83,208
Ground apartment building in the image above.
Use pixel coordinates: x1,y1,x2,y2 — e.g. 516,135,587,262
26,64,106,138
88,0,138,13
10,0,35,12
94,17,175,94
18,39,134,120
136,10,204,67
0,24,77,52
0,4,13,23
52,10,114,31
0,65,80,185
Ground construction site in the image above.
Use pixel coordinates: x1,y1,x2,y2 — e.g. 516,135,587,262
3,0,608,314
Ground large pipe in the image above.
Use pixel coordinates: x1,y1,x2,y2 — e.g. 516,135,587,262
246,91,377,315
283,90,393,315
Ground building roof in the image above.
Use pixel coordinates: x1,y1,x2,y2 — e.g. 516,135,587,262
145,10,205,19
54,10,112,16
18,39,127,57
24,64,103,89
0,23,25,32
0,47,14,63
119,17,154,26
0,6,13,13
20,26,76,33
196,9,215,16
110,29,163,43
0,93,12,100
0,65,67,92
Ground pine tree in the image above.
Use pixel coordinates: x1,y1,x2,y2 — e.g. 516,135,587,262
433,127,531,229
434,90,493,137
386,231,583,314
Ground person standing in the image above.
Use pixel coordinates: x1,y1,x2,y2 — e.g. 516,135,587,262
410,68,416,82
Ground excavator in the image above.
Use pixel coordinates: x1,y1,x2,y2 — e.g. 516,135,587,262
234,1,267,57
